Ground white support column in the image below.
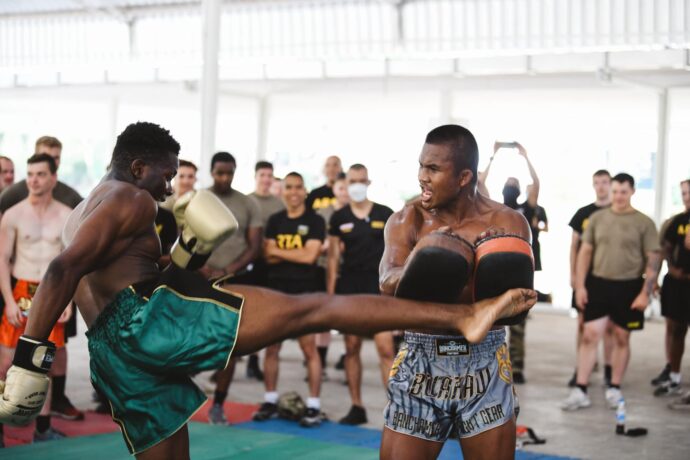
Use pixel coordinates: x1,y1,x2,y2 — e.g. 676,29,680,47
256,95,270,162
654,88,670,225
200,0,221,186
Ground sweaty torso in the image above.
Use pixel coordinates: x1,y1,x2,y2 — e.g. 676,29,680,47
11,200,72,281
63,182,162,328
400,193,528,335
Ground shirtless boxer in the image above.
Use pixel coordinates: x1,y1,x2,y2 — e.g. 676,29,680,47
379,125,533,460
0,122,535,459
0,154,72,442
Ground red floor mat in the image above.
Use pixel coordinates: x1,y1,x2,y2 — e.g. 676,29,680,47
2,401,259,448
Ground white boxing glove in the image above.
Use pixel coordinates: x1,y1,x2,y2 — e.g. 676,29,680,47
0,335,55,426
170,190,238,270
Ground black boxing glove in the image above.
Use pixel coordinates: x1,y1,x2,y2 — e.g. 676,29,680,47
473,235,534,326
395,232,475,303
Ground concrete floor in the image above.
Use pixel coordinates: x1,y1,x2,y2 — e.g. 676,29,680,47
65,308,690,460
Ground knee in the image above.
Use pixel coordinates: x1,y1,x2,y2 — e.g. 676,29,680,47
613,330,630,348
345,342,361,356
581,327,600,346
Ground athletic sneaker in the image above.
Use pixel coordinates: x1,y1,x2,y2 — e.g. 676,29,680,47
252,402,278,421
668,392,690,410
651,364,671,386
560,388,591,411
299,408,324,427
34,427,66,442
654,381,683,397
339,405,367,425
208,403,229,425
605,387,623,409
51,396,85,421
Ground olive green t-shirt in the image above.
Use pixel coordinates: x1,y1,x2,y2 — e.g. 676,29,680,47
206,188,263,270
582,208,660,280
249,192,285,226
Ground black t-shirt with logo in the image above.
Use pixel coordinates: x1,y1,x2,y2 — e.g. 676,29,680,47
663,210,690,273
569,203,605,236
328,203,394,275
265,209,326,285
307,184,336,211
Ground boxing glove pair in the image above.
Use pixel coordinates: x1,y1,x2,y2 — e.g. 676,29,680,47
170,190,239,271
395,232,534,326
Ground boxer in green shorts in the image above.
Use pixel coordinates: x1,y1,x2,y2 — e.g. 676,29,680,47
0,122,536,459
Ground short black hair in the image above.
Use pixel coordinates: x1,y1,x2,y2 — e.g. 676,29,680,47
334,172,346,181
424,125,478,184
612,172,635,188
179,159,197,171
110,122,180,171
255,160,274,172
27,153,57,174
348,163,367,172
284,171,304,182
211,151,236,171
593,169,611,178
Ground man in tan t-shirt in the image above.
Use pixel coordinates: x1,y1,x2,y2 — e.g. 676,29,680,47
562,173,660,411
200,151,263,426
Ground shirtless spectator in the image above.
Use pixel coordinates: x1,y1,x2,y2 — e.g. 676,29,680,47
0,154,73,444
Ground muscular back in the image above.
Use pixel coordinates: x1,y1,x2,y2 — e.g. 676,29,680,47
62,181,161,327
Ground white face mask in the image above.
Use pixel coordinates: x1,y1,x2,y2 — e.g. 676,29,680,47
347,183,368,203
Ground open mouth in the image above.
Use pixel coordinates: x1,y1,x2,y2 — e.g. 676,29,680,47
420,185,432,202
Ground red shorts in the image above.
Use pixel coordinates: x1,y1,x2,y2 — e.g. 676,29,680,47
0,279,65,348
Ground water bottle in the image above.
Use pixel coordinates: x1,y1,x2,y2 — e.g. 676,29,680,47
615,397,625,434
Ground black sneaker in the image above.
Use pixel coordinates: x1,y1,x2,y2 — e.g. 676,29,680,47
252,402,278,422
651,364,671,386
513,371,526,385
246,356,264,381
335,354,346,370
299,408,323,427
339,405,367,425
654,381,683,397
567,371,577,388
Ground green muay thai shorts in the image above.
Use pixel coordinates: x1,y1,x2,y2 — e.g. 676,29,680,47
86,266,243,455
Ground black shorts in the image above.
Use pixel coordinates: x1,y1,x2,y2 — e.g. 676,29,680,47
583,276,644,331
336,271,380,295
661,274,690,324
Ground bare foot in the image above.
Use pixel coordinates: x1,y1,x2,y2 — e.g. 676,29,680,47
460,288,537,343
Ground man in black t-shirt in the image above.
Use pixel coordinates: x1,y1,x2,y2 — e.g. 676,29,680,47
567,169,613,388
306,155,342,211
655,180,690,405
252,172,327,427
327,164,394,425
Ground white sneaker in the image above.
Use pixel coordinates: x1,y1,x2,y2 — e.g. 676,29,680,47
605,387,623,409
560,388,591,411
668,391,690,410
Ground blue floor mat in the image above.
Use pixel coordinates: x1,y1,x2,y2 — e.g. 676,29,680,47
237,419,579,460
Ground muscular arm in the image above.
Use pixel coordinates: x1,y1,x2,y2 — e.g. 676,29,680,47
326,235,341,294
641,250,662,297
379,209,416,296
24,190,157,340
265,239,322,265
226,226,262,275
0,211,19,324
575,242,593,290
569,231,580,288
